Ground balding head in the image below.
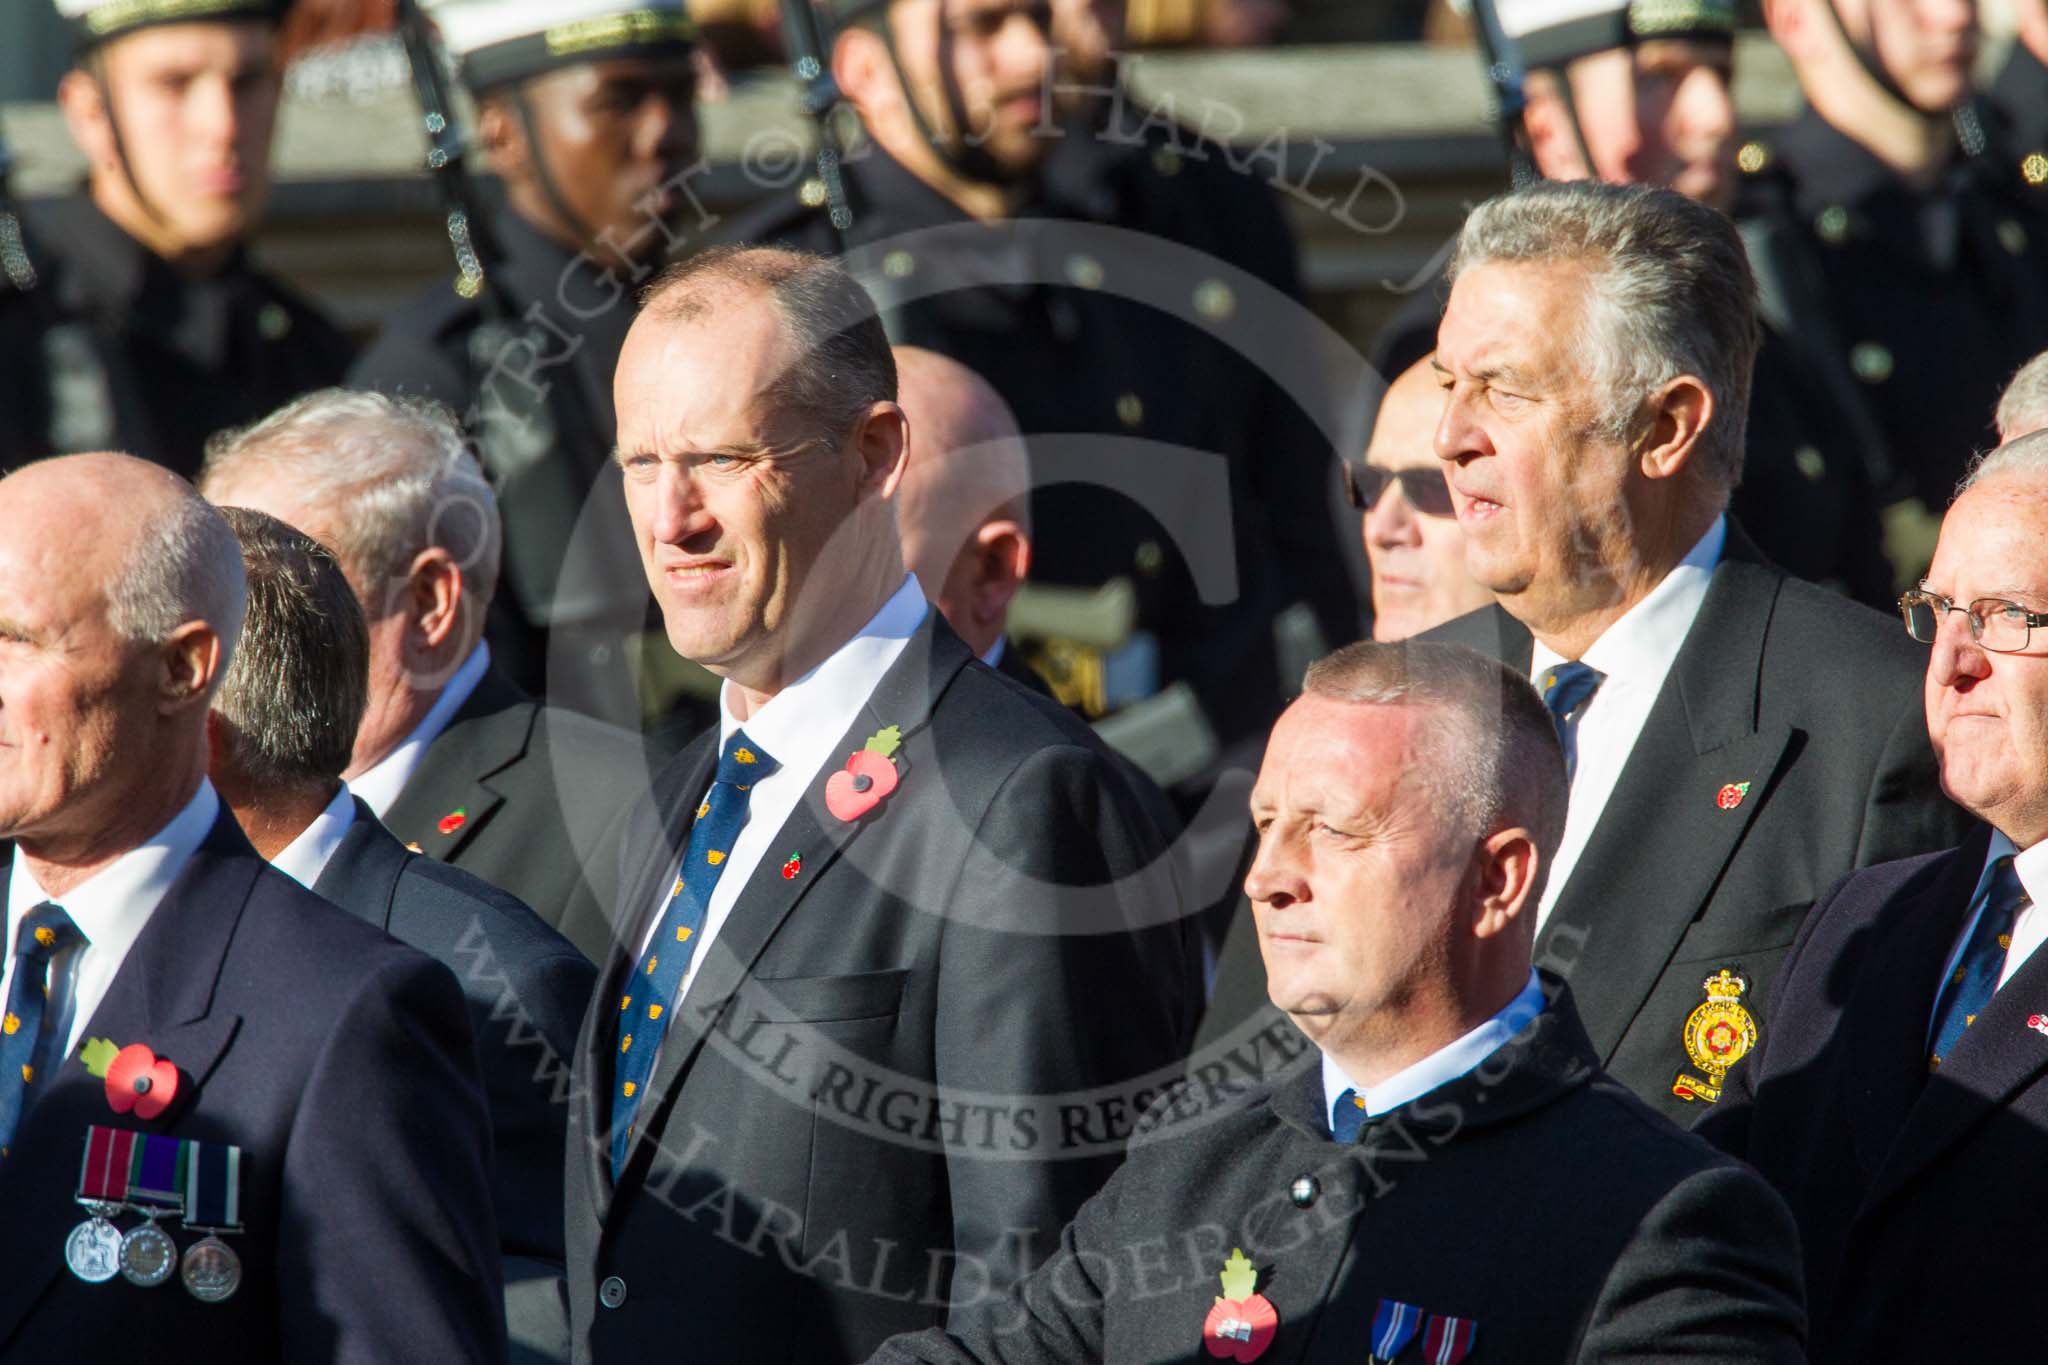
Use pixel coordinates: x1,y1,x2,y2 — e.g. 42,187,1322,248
892,347,1033,659
0,454,246,886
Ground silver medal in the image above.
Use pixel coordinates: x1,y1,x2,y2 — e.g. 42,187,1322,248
180,1235,241,1303
118,1220,178,1287
63,1217,122,1283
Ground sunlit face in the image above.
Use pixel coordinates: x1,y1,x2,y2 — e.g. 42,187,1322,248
1837,0,1979,112
1433,259,1639,625
1922,475,2048,844
89,22,281,252
888,0,1056,179
0,477,156,853
613,287,877,682
1364,363,1492,641
503,55,700,259
1246,696,1477,1054
1542,40,1738,213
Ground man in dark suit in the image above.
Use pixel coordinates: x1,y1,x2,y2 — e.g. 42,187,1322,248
203,506,597,1363
0,453,501,1362
1424,180,1965,1127
199,387,648,959
874,640,1807,1364
565,245,1202,1363
1704,429,2048,1361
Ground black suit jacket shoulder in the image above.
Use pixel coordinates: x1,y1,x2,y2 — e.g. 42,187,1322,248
566,614,1203,1364
384,665,648,960
875,979,1806,1365
0,812,502,1364
1705,825,2048,1361
1424,524,1964,1124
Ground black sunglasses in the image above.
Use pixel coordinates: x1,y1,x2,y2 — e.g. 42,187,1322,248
1344,463,1457,518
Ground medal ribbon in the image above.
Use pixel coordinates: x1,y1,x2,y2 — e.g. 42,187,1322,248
77,1126,139,1204
127,1132,186,1208
184,1140,242,1232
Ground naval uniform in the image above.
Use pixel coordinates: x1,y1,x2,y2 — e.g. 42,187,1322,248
0,193,352,481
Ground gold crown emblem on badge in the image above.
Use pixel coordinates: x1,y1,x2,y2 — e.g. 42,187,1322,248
1673,969,1758,1106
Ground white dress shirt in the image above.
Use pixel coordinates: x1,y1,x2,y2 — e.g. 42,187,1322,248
635,575,930,1007
2,780,219,1058
1323,969,1547,1128
1530,516,1726,929
269,783,359,890
350,642,492,819
1935,832,2048,1010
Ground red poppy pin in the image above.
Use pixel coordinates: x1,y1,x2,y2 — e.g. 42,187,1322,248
825,726,902,822
781,854,802,880
438,807,467,835
1202,1248,1278,1362
81,1039,179,1120
1715,782,1751,811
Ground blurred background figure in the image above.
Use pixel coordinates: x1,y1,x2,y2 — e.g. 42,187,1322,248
1999,348,2048,442
353,0,702,715
1747,0,2048,578
0,0,352,479
1354,356,1492,641
1375,0,1894,607
891,346,1036,677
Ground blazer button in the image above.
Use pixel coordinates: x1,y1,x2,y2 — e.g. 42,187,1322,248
1289,1175,1319,1209
599,1276,628,1309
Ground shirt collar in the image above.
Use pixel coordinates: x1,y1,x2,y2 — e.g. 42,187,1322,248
269,783,359,890
1973,827,2048,909
717,575,930,771
1322,968,1548,1131
5,779,219,961
1532,515,1725,684
351,642,492,819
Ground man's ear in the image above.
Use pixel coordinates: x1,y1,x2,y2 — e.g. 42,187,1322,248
56,67,117,175
1471,825,1540,940
1635,375,1714,484
832,26,894,120
1519,72,1582,182
476,94,529,181
854,401,911,501
157,622,222,716
1760,0,1814,56
961,518,1030,633
405,548,467,653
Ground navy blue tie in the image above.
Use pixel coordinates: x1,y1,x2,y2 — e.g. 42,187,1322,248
1930,856,2029,1071
1331,1086,1368,1143
611,730,778,1177
1540,661,1606,784
0,903,82,1158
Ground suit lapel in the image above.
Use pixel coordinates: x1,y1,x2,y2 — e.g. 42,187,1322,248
381,669,533,861
614,616,974,1195
1864,833,2048,1211
1534,545,1792,1061
310,798,410,932
1838,835,1985,1182
0,816,252,1343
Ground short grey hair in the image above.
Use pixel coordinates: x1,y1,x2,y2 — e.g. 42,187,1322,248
1959,428,2048,497
199,389,502,611
1997,350,2048,442
106,488,248,690
1449,180,1761,495
1302,641,1567,883
212,507,369,790
638,245,897,448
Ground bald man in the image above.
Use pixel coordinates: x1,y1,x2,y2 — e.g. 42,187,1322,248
893,347,1035,674
1356,358,1492,642
0,454,501,1361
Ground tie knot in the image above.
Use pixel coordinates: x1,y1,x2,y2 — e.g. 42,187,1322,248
1989,856,2032,918
1331,1087,1368,1142
14,903,80,962
1540,661,1606,722
717,730,778,785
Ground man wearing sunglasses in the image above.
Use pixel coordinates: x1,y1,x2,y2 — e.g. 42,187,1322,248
1351,357,1494,643
1704,428,2048,1360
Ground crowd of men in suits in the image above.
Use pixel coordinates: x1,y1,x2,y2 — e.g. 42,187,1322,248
8,0,2048,1362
